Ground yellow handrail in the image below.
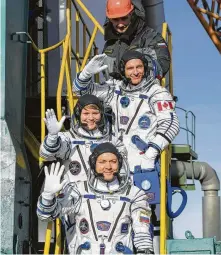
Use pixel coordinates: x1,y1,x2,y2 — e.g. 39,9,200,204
40,52,46,145
168,34,173,96
54,218,62,254
80,26,98,70
72,0,100,45
56,34,70,120
160,22,173,254
65,54,74,114
160,149,168,254
75,0,104,34
76,10,80,73
43,221,53,255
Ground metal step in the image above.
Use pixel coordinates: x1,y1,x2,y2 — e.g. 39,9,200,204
171,144,198,161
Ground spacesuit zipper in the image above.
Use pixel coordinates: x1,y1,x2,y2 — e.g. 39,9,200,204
100,243,105,255
100,235,106,255
125,99,144,135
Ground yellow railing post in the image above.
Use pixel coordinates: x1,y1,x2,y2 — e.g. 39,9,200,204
160,149,168,254
54,218,62,254
76,10,80,73
83,24,87,56
56,34,70,120
75,0,104,34
43,221,53,255
40,52,46,144
80,26,98,70
66,55,74,115
168,33,173,96
160,22,174,254
66,0,72,64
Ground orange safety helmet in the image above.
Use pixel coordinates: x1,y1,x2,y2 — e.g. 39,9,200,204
106,0,134,19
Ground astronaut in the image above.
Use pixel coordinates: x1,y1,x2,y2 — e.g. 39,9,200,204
72,51,180,173
37,142,154,254
40,94,126,183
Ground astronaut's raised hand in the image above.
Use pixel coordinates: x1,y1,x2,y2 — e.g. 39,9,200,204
140,147,159,171
79,54,108,80
43,109,66,136
42,162,68,200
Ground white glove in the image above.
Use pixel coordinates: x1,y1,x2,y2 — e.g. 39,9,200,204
42,162,68,200
79,54,108,80
43,109,66,136
140,147,159,171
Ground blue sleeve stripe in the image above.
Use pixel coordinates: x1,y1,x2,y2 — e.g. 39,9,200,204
43,144,60,153
74,79,88,91
43,136,61,152
37,207,55,216
40,197,56,207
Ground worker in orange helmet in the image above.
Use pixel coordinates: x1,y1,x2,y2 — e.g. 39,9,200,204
103,0,170,81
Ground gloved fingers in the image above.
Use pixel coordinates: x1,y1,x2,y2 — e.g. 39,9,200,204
43,118,47,124
60,179,68,188
50,109,57,121
54,161,61,176
58,116,66,128
50,162,55,175
58,164,65,177
45,109,50,120
49,109,55,121
44,165,49,176
47,109,53,120
97,65,108,73
91,53,107,62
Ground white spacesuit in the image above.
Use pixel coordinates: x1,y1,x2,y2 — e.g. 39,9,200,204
37,143,154,254
40,94,126,183
72,51,180,172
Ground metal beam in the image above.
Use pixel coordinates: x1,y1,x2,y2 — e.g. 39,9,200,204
187,0,221,53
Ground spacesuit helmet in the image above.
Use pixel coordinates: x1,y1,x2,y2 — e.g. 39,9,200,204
118,50,156,91
88,142,130,193
72,94,107,132
119,50,149,78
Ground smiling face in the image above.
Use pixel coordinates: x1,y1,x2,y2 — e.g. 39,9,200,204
110,12,132,33
80,104,101,131
96,152,119,181
124,58,145,85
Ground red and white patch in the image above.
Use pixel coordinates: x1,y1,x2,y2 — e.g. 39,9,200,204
157,101,174,111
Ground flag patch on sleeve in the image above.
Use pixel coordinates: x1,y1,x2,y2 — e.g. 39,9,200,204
157,101,174,111
139,211,150,223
